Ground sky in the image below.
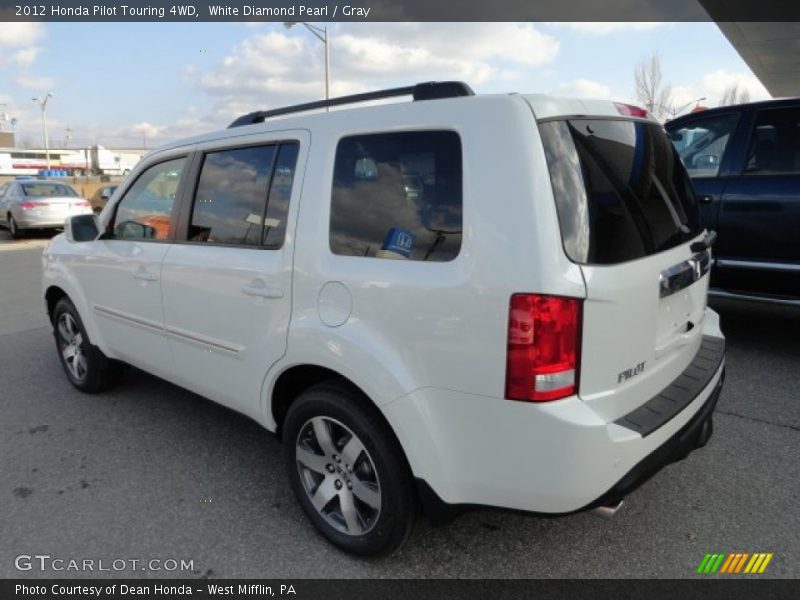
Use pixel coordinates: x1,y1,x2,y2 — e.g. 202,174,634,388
0,21,770,149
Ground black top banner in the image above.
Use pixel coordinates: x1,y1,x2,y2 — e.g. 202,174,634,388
1,0,799,22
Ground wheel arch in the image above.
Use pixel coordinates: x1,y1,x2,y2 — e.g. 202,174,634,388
268,363,416,482
45,285,69,323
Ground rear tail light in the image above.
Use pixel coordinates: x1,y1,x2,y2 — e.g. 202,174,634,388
614,102,649,118
505,294,582,402
73,201,91,208
19,201,40,210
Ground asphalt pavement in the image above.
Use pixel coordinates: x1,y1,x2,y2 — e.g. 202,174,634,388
1,229,798,578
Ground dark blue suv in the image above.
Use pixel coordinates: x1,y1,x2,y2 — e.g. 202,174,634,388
666,98,799,304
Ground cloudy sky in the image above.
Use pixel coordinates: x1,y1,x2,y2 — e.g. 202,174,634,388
0,21,769,149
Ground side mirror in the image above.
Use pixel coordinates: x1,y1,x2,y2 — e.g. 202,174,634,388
64,214,100,243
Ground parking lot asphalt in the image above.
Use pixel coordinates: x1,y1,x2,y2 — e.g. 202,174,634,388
1,230,798,579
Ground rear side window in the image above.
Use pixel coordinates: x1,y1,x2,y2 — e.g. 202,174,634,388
539,119,701,265
744,107,800,175
189,142,298,248
330,131,462,262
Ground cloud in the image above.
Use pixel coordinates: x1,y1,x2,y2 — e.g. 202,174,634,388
15,75,55,90
11,47,40,67
671,69,770,111
551,78,616,99
551,22,669,34
190,23,559,118
0,22,43,47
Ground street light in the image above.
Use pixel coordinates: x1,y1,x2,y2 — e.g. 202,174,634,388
653,96,707,120
284,21,330,108
32,93,54,169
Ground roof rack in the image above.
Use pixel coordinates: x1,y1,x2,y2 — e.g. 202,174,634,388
227,81,475,128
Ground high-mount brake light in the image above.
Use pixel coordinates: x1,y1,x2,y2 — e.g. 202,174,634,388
505,294,582,402
614,102,649,118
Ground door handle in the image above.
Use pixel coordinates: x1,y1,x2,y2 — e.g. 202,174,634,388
133,268,158,282
242,280,284,299
698,194,714,204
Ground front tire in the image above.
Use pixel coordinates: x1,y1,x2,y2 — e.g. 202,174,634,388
283,382,418,556
53,297,121,393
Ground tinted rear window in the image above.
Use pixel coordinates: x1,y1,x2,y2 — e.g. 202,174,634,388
539,119,701,265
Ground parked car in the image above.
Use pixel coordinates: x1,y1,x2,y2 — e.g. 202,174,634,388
89,185,118,213
666,98,800,304
42,82,725,556
1,180,93,238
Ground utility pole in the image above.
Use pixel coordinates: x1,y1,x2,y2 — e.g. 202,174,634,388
32,93,54,169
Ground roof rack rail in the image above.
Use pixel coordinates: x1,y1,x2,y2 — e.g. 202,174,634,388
227,81,474,128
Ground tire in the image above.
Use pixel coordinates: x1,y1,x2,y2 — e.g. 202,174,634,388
52,297,121,393
283,382,418,556
7,213,22,239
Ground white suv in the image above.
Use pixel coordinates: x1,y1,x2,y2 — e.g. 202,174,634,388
42,82,725,556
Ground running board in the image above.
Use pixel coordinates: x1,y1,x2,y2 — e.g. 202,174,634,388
591,500,624,519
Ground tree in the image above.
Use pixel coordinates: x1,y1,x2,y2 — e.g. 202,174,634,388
719,83,750,106
634,52,673,121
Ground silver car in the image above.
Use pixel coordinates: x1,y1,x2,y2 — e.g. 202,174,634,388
1,180,93,238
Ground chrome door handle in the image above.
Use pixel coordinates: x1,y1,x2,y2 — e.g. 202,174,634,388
133,269,158,282
242,281,284,299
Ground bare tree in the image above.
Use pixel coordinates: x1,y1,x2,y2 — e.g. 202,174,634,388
18,135,35,149
634,53,673,121
719,83,751,106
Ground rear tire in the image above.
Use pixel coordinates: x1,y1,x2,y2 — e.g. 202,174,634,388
283,382,418,556
53,297,121,393
7,214,22,239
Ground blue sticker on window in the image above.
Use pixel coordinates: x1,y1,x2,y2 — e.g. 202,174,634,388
380,227,415,258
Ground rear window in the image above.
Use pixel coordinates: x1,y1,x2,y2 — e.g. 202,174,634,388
539,119,701,265
21,183,78,197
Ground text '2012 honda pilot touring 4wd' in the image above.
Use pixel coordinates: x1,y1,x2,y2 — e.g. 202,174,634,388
43,82,725,556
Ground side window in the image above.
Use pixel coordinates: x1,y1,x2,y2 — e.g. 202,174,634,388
188,142,298,248
113,157,185,240
744,108,800,175
264,143,299,249
330,131,463,262
669,113,739,178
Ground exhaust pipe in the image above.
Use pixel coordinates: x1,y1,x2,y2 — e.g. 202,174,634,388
591,500,624,519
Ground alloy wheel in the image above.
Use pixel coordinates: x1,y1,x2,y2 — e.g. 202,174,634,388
57,313,88,382
295,416,382,536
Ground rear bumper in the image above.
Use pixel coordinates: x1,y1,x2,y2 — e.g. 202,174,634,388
15,216,69,229
385,332,725,521
585,367,722,510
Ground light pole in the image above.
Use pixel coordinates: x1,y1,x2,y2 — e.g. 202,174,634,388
32,93,54,169
654,96,707,120
284,22,330,108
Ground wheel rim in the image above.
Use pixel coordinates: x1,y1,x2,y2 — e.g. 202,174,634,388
57,313,88,382
295,416,382,536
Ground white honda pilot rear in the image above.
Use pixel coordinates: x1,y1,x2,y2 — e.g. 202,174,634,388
43,82,725,556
